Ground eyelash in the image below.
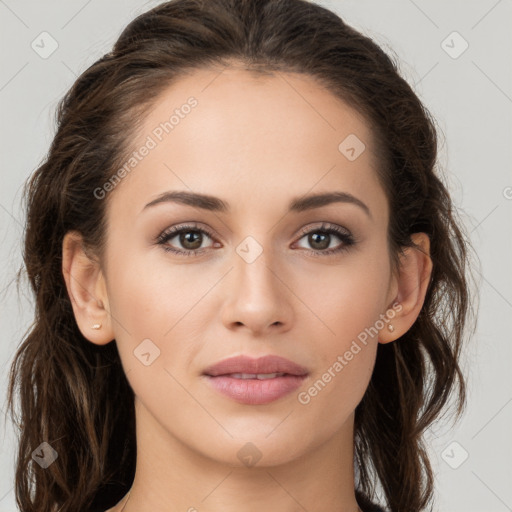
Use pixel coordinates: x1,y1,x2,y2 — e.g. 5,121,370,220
155,222,356,257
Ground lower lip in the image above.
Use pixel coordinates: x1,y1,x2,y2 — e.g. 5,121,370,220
204,374,308,405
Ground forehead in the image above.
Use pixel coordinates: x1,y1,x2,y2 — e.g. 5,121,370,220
139,65,376,159
107,65,384,219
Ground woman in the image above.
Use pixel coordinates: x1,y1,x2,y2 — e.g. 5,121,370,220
6,0,476,510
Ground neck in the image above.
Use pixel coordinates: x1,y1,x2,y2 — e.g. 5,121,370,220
115,397,361,512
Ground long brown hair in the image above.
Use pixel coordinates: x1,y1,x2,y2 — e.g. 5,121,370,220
6,0,477,510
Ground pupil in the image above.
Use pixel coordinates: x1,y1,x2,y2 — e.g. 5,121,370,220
181,231,202,249
310,232,329,250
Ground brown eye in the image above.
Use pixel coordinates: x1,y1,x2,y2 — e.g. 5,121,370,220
178,230,203,250
295,223,356,256
156,224,217,256
307,232,331,250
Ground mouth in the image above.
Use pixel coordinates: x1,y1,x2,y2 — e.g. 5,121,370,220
203,373,308,405
202,354,309,377
202,355,309,405
215,372,290,379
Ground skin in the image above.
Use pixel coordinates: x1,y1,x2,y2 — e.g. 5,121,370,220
62,65,432,512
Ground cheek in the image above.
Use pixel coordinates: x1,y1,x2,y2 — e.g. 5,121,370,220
294,254,390,344
296,323,377,442
106,250,200,337
106,252,216,385
291,252,388,419
105,259,201,414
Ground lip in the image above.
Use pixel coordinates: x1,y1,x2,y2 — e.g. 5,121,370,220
203,354,309,377
202,355,309,405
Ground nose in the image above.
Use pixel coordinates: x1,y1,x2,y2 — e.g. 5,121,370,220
220,247,294,337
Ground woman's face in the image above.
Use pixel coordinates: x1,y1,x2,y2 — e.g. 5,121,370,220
100,66,398,466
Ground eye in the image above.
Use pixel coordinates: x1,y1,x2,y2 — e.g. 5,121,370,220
155,221,356,257
294,222,355,256
156,223,219,256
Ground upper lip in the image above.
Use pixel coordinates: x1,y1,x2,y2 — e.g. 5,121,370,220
203,355,309,377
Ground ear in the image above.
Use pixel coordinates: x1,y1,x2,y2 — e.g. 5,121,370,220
379,232,433,344
62,230,115,345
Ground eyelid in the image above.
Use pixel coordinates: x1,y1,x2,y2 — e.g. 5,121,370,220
156,222,217,243
294,221,351,239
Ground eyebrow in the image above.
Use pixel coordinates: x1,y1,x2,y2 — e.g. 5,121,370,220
142,190,371,218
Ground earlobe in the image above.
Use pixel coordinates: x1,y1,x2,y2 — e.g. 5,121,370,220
61,231,115,345
379,232,433,344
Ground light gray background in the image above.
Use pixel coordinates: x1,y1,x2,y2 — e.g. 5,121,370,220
1,1,511,511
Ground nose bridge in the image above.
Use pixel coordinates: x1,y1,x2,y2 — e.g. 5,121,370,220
233,236,281,304
221,234,293,333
